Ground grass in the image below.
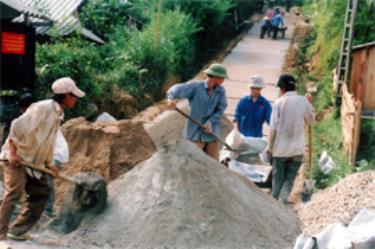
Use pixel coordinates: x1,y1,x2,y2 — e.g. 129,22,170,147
311,112,351,189
287,2,352,189
356,120,375,171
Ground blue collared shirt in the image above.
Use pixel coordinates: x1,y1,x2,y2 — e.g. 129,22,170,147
271,14,284,27
167,80,227,142
234,95,272,137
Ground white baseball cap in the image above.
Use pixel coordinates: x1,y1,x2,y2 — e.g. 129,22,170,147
52,77,86,98
248,75,265,89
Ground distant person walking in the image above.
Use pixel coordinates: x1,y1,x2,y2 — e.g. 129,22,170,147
271,8,284,40
260,7,276,39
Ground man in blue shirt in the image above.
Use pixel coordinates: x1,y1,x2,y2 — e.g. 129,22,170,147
234,75,272,137
271,8,284,40
167,63,228,160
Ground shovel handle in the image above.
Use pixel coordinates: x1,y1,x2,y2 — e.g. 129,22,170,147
174,107,234,151
308,126,313,179
0,159,77,185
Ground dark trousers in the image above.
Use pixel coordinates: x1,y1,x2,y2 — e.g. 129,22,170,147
45,160,61,216
0,162,51,236
272,26,279,40
271,156,303,204
260,20,272,39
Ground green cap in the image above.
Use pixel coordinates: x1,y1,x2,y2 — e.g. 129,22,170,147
203,63,228,79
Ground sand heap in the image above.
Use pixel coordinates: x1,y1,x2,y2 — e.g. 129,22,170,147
63,139,300,249
296,171,375,235
61,117,156,179
144,103,233,148
54,118,156,208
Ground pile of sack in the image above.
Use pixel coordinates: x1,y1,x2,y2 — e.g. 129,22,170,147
220,129,272,184
294,208,375,249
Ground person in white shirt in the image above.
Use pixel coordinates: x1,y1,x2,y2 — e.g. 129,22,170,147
0,77,85,241
268,74,314,204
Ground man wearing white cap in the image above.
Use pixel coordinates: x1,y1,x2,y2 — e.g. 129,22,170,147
233,75,272,138
0,77,85,241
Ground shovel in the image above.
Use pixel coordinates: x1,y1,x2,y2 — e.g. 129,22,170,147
0,159,100,191
302,125,316,202
174,107,236,151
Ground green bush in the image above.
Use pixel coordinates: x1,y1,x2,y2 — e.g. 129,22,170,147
36,37,106,118
110,9,198,99
35,0,256,119
354,1,375,45
298,0,375,188
79,0,148,39
357,120,375,168
312,113,350,188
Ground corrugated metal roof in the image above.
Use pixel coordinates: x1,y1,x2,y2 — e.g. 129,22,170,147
17,0,83,22
4,0,104,43
0,0,47,19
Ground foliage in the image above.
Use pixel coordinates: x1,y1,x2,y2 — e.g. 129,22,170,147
36,37,106,118
296,0,375,188
311,113,350,188
354,0,375,45
357,120,375,168
108,9,199,99
35,0,256,118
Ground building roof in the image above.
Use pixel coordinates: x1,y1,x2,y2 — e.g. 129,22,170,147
0,0,47,19
352,41,375,51
1,0,104,44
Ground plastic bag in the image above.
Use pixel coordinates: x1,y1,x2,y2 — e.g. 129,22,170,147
96,112,117,122
225,129,243,149
53,129,69,164
319,151,336,175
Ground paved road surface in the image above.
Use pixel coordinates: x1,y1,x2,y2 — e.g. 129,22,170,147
222,14,295,137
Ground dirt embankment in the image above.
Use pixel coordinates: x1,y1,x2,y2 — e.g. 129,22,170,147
283,8,313,72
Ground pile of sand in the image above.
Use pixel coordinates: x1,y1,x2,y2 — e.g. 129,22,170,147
296,171,375,235
144,101,233,148
61,117,156,179
62,139,300,249
54,118,156,207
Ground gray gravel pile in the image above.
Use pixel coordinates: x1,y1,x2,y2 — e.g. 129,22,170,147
65,139,300,249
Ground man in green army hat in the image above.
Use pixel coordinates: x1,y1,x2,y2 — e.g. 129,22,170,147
167,63,228,160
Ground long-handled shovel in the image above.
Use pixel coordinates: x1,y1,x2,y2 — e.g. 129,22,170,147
174,107,235,151
0,159,107,233
302,125,316,202
0,159,91,189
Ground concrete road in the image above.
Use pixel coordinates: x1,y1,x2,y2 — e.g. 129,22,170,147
222,15,295,130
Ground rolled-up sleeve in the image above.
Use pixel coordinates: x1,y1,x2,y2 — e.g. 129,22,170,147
166,82,196,100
